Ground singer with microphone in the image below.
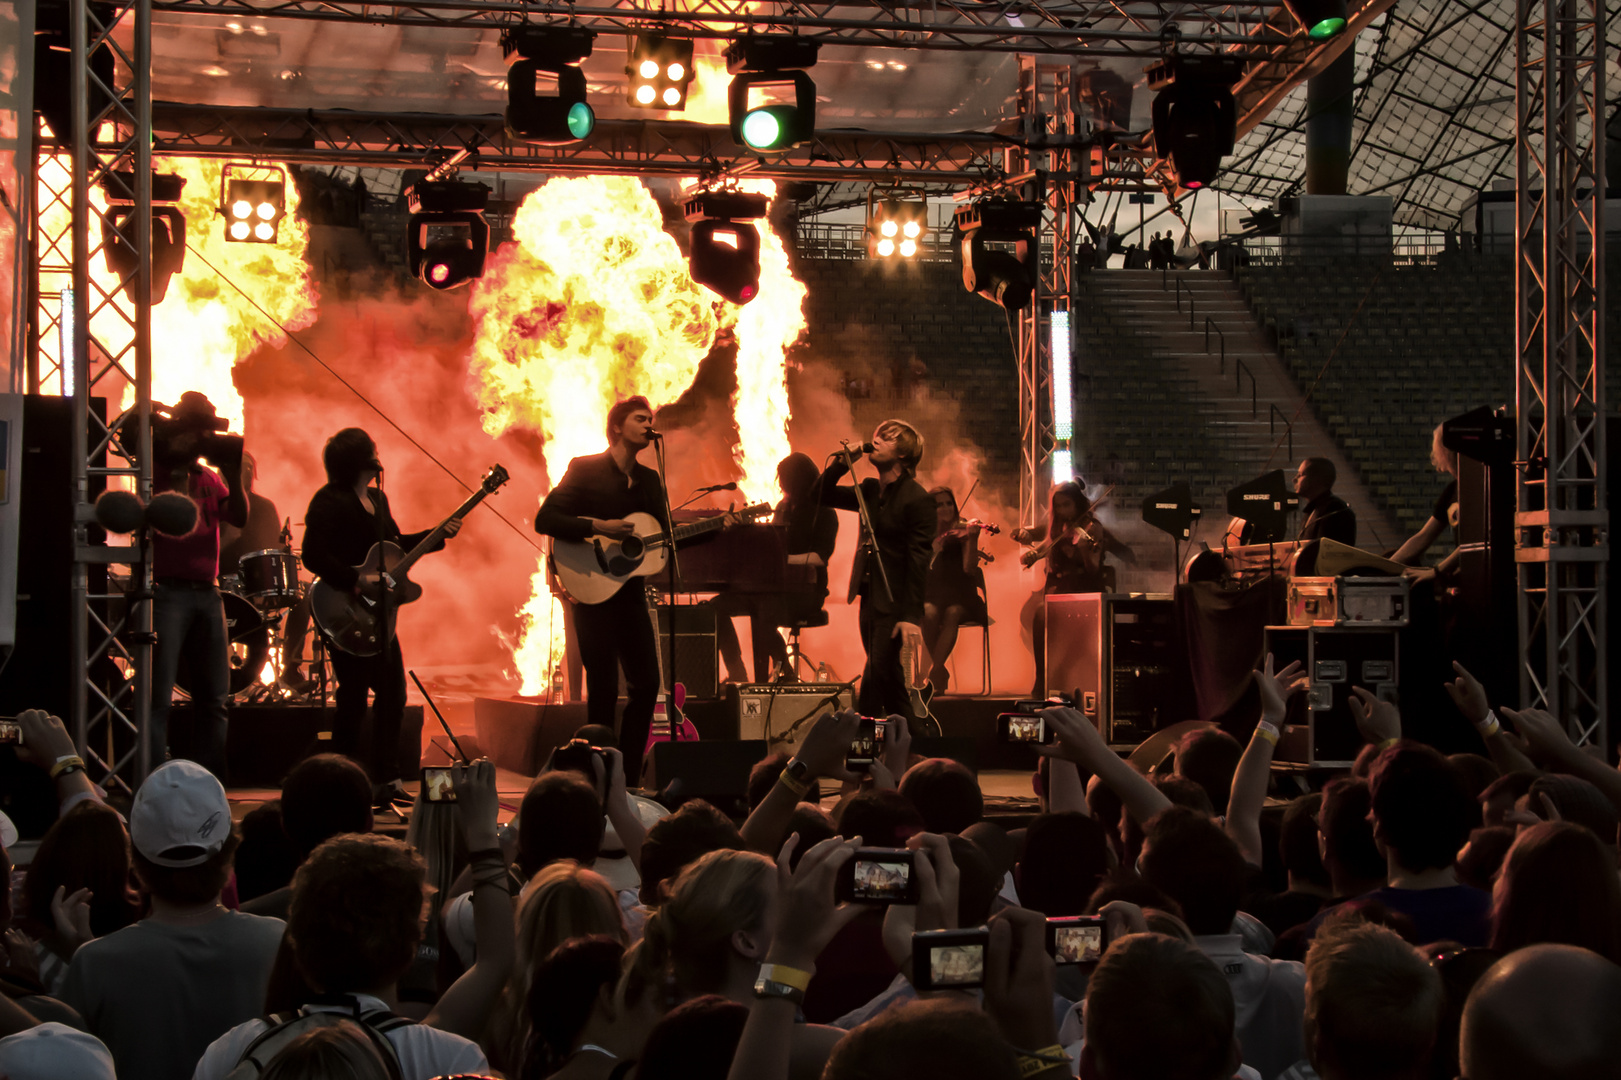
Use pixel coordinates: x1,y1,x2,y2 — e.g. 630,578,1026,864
534,396,669,782
819,420,935,725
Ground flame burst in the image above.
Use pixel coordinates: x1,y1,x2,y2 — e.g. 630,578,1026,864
35,154,316,429
467,175,805,694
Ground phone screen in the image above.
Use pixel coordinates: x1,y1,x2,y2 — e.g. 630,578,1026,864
421,767,456,802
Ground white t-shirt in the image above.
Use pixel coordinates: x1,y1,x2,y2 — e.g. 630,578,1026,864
1194,934,1307,1080
191,994,489,1080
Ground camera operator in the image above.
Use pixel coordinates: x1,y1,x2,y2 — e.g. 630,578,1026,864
148,391,248,780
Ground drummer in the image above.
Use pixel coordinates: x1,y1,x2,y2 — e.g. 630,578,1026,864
221,452,315,691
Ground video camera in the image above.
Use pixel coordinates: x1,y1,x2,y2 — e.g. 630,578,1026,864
150,391,244,474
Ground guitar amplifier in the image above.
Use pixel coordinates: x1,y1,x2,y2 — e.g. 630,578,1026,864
1264,625,1399,768
734,682,855,755
656,603,719,700
1045,593,1187,748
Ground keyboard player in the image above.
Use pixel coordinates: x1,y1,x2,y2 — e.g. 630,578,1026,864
712,452,838,683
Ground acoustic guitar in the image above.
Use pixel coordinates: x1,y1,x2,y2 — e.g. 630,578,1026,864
550,503,771,606
311,465,510,656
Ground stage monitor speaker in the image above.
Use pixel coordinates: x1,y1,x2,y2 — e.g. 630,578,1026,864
1265,625,1398,768
657,602,719,700
1046,593,1188,747
649,739,769,817
735,682,854,756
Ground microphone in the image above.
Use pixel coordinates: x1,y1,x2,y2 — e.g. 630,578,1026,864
696,482,739,493
645,428,664,440
839,440,874,457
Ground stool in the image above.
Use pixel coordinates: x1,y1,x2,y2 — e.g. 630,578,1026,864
778,610,830,681
949,581,992,696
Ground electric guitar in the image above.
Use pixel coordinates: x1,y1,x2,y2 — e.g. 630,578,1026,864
550,503,771,605
310,465,510,656
641,583,699,781
899,634,941,738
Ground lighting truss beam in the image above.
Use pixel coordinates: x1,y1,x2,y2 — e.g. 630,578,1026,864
149,103,1008,182
1229,0,1398,141
149,0,1293,55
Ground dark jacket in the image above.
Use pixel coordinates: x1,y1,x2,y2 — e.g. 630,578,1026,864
301,484,440,591
1299,492,1357,547
533,450,669,543
818,459,934,625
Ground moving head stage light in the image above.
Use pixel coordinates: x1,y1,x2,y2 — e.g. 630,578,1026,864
504,27,598,145
956,199,1041,312
685,189,769,305
1148,56,1241,192
725,37,820,153
406,179,491,291
101,171,186,304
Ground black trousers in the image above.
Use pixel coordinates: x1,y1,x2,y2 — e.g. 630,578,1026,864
327,636,407,786
574,584,660,783
857,602,915,724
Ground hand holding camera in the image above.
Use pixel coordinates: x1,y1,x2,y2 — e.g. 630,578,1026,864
797,708,862,783
881,833,958,974
449,758,501,850
984,907,1062,1053
767,833,862,972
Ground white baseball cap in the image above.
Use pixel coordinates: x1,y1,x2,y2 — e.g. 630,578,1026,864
0,809,17,851
0,1023,117,1080
129,759,232,867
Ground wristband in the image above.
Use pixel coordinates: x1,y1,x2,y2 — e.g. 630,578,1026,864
1015,1048,1071,1079
757,963,812,993
467,847,506,864
1378,737,1400,751
49,755,86,780
777,768,811,798
1476,710,1502,738
1254,721,1280,747
752,976,806,1006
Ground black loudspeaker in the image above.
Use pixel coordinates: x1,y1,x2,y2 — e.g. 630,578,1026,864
649,738,770,817
657,603,719,700
1045,593,1190,747
1265,625,1399,768
1443,407,1518,712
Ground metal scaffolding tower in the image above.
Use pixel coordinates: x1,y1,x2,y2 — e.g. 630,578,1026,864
1514,0,1607,745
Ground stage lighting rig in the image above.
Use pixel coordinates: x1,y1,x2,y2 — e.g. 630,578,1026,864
504,27,597,145
101,171,187,304
725,37,820,153
1283,0,1348,38
684,189,769,305
220,163,286,244
867,192,929,259
1148,57,1240,192
627,35,695,110
955,199,1040,312
406,178,491,291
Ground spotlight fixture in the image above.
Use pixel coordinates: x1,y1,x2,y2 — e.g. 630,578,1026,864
1148,57,1240,192
684,190,769,305
100,171,187,304
1283,0,1348,38
503,27,597,145
725,37,820,153
32,2,115,145
627,35,695,110
406,179,491,291
955,199,1040,312
220,163,286,244
866,192,929,259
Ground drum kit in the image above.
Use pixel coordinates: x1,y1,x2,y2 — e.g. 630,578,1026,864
180,547,328,703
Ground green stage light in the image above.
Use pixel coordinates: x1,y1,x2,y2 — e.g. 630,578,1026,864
741,107,789,150
567,101,596,139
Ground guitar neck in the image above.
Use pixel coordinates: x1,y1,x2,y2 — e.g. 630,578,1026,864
394,488,491,576
662,504,769,546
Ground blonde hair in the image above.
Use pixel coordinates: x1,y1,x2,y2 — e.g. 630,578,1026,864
1430,425,1458,475
488,861,626,1075
876,419,925,469
633,849,774,1001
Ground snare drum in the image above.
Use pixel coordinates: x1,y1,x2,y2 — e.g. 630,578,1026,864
239,549,301,608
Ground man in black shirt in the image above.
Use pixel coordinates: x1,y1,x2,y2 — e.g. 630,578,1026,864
534,397,666,782
1294,456,1357,546
301,428,458,807
819,419,935,724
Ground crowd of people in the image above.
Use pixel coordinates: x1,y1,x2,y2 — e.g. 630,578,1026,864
4,650,1621,1080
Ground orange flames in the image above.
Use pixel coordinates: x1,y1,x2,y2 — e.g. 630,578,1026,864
35,154,316,429
466,174,805,694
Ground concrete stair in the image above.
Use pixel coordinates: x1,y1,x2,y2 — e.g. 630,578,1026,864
1083,269,1400,553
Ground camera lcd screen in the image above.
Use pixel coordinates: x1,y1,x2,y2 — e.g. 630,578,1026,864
928,942,985,988
0,720,19,745
1007,715,1044,743
421,767,457,802
851,855,911,901
1052,923,1103,964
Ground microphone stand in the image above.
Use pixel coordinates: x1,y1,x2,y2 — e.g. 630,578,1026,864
838,443,896,610
649,433,686,746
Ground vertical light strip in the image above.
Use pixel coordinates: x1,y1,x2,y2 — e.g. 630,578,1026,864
1050,309,1072,481
59,288,76,398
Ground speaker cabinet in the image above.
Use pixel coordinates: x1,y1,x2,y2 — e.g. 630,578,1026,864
656,603,718,700
733,682,855,756
1045,592,1187,748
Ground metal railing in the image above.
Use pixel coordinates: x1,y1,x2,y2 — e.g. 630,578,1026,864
1204,316,1225,373
1219,234,1465,268
1234,357,1257,417
1269,403,1294,459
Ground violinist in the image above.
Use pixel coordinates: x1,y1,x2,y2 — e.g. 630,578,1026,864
923,486,992,693
1013,480,1135,697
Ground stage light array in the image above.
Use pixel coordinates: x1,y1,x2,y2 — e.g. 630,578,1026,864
627,35,694,110
1148,58,1239,191
504,28,597,145
725,37,820,153
406,179,491,291
685,190,769,305
867,195,928,259
221,164,286,244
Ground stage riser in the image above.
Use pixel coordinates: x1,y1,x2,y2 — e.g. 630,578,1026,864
170,704,424,787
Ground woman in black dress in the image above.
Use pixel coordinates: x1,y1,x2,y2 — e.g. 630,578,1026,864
923,487,987,693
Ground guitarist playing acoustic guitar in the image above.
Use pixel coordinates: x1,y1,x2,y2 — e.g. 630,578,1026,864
302,427,465,810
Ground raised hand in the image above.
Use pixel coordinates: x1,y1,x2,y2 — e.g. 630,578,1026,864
983,907,1060,1051
1501,706,1580,767
14,709,77,771
450,758,501,848
882,832,960,975
50,886,95,951
1036,706,1110,770
1255,654,1307,726
1444,661,1491,725
766,833,862,970
1350,686,1402,745
795,709,862,782
882,713,912,780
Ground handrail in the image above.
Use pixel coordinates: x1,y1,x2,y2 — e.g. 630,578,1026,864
1175,276,1196,329
1269,403,1293,460
1203,316,1226,375
1234,357,1257,418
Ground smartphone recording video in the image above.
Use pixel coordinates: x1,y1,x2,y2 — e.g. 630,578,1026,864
912,928,989,991
0,720,19,746
836,847,919,905
421,766,457,802
997,712,1053,745
1047,916,1107,965
845,717,887,773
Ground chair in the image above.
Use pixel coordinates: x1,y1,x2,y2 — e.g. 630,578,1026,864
948,578,993,697
778,609,830,681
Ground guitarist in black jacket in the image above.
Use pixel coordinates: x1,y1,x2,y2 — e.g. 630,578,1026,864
534,397,666,784
818,419,936,726
302,428,459,807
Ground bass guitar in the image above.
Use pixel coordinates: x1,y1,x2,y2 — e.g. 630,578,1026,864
898,634,942,738
311,465,510,656
550,503,771,605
